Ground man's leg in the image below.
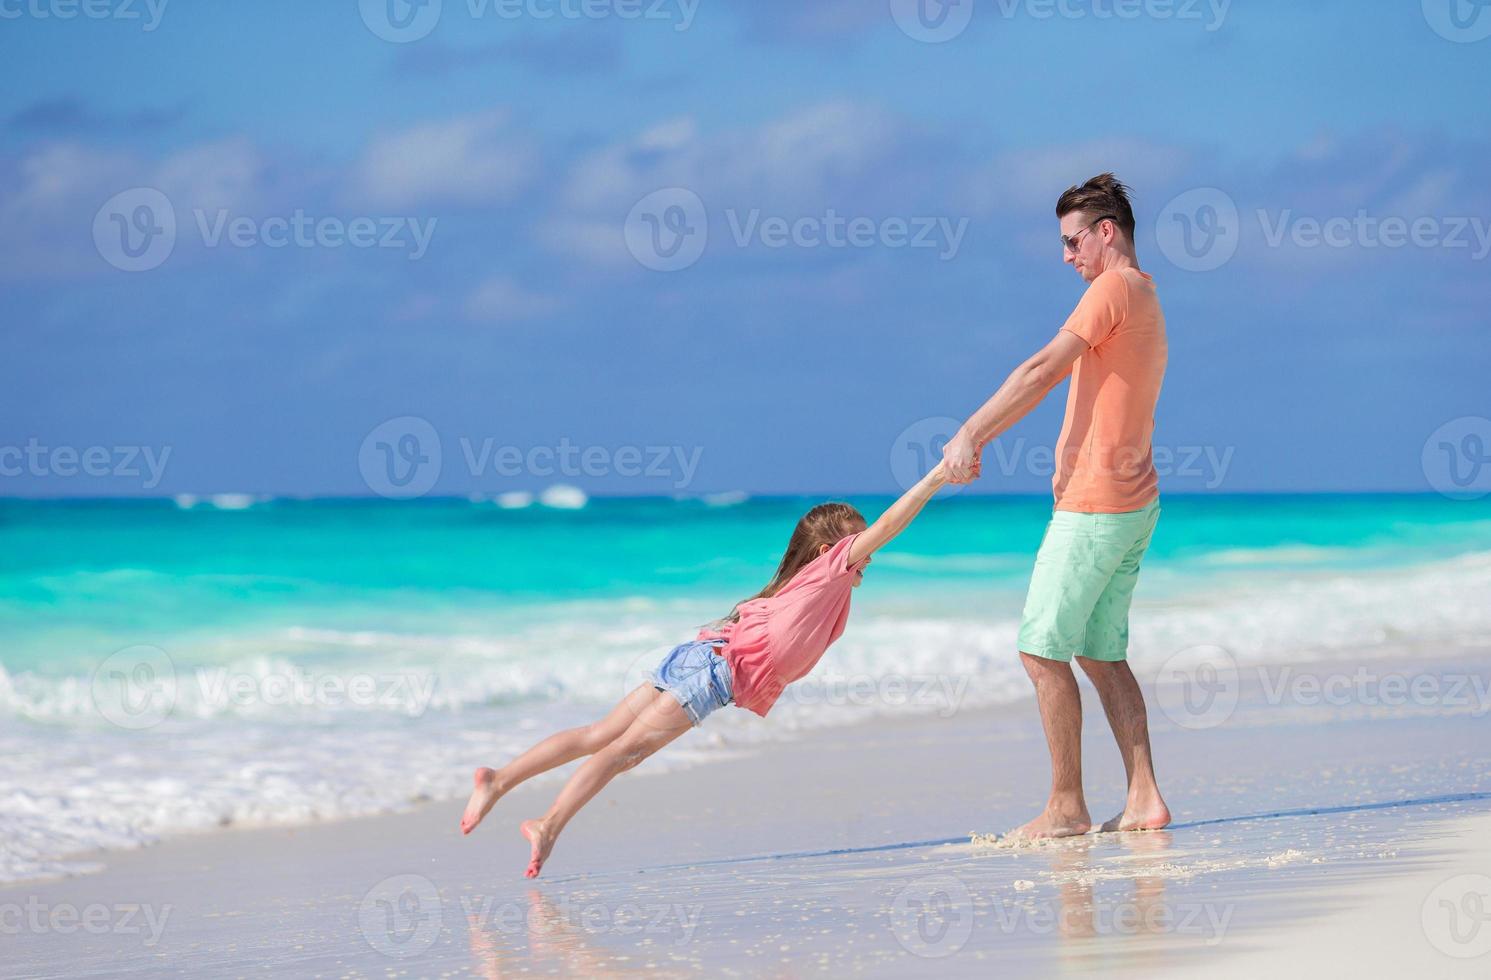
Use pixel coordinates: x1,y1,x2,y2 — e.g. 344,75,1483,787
1077,502,1169,832
1010,509,1125,838
1010,652,1092,838
1077,658,1170,831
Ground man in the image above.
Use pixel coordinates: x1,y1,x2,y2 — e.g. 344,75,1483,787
942,173,1170,838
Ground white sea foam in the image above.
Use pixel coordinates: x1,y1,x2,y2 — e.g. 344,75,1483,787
539,484,587,509
1201,545,1360,566
3,549,1490,884
209,493,257,510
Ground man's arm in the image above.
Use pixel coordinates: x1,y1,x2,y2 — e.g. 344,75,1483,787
942,331,1088,482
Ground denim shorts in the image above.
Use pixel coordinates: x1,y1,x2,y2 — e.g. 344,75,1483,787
650,638,733,726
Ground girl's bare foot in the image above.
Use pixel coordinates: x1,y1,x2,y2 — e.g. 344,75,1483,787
460,767,506,835
1099,797,1171,833
520,819,555,878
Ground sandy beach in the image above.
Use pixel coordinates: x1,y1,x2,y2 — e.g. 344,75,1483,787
4,647,1489,977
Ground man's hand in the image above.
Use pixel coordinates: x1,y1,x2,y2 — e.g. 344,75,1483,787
941,429,982,484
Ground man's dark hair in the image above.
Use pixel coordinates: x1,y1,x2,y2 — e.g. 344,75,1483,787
1056,173,1136,242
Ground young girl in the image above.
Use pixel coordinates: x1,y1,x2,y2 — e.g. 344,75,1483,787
459,463,948,877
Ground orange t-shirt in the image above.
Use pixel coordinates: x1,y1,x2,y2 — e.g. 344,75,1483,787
1052,267,1168,513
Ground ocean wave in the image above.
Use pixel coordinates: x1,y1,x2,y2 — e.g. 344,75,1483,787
872,552,1030,573
6,550,1491,725
1200,544,1362,566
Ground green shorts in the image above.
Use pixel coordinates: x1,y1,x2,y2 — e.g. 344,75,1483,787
1017,500,1160,663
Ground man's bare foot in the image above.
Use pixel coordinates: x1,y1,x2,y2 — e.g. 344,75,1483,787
521,818,555,878
460,767,505,835
1099,797,1171,833
1006,805,1092,842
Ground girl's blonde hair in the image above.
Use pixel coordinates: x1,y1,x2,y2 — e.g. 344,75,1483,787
718,502,866,625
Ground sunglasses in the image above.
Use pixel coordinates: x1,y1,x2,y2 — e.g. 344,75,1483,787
1060,214,1118,253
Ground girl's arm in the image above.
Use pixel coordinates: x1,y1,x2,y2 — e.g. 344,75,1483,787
847,463,948,567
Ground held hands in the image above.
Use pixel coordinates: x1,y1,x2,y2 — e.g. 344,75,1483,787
940,428,983,485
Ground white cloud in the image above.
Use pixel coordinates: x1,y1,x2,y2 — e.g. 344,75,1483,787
543,100,906,267
966,138,1194,214
534,217,629,269
152,137,266,214
463,274,562,322
0,142,139,280
9,142,132,214
350,109,538,210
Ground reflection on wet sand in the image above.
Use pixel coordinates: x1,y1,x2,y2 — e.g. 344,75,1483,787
990,829,1242,973
465,888,700,978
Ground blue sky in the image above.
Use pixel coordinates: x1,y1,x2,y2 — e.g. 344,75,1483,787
2,0,1488,497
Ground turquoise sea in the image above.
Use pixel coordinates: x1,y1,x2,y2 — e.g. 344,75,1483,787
2,492,1489,882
